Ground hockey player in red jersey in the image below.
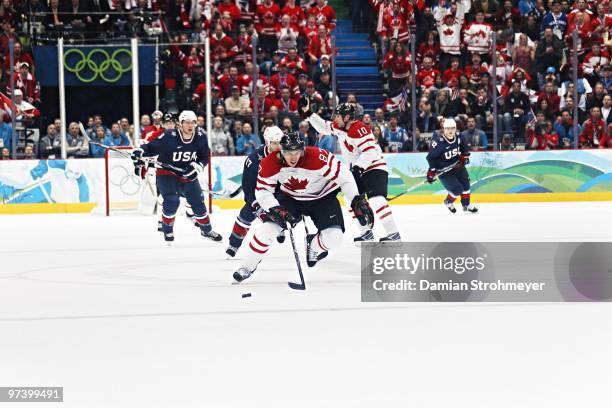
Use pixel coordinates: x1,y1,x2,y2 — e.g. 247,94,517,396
232,132,374,282
299,98,402,242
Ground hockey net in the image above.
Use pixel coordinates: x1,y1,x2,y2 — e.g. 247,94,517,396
97,146,157,216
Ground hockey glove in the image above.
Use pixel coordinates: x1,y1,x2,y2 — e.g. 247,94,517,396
351,194,374,228
131,148,146,176
459,153,470,166
252,202,268,222
268,206,298,229
426,168,437,184
351,165,364,181
181,162,203,182
297,96,313,119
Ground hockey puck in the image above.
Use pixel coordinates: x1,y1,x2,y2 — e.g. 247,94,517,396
241,293,252,298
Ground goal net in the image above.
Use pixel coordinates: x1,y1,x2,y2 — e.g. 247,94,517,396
97,146,158,216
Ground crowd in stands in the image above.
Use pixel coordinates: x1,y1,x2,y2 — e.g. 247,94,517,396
2,0,612,160
369,0,612,151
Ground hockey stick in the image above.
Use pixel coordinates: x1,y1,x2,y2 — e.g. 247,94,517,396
89,141,185,173
287,224,306,291
387,163,459,202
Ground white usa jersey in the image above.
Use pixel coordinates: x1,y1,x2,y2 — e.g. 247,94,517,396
307,113,387,173
255,147,359,211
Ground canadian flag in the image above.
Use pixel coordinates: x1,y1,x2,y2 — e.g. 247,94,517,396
0,91,40,119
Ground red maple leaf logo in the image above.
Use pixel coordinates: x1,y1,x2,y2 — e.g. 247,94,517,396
343,139,354,152
443,28,454,36
283,176,309,191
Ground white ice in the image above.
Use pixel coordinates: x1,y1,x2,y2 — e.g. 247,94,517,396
1,202,612,407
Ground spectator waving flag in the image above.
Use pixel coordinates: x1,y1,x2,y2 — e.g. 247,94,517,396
0,91,40,119
390,88,409,112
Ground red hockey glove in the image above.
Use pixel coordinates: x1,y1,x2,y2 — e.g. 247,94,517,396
426,168,437,184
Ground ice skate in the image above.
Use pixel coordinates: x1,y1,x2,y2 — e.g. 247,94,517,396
306,234,328,267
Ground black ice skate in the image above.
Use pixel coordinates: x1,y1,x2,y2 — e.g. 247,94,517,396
161,223,174,245
463,204,478,213
225,245,238,258
380,232,401,242
306,234,328,268
233,266,254,283
201,228,223,242
353,229,374,243
444,197,457,213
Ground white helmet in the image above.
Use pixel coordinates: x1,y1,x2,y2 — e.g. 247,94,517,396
263,125,284,145
178,110,197,123
442,118,457,138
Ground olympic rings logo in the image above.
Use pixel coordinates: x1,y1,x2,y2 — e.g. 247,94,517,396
110,164,142,196
64,48,132,83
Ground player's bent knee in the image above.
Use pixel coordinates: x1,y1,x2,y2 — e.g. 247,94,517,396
320,226,343,250
256,221,284,243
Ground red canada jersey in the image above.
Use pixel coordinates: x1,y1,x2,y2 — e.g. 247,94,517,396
382,51,412,79
281,4,306,27
269,72,299,98
255,147,358,209
209,33,238,62
416,68,440,89
307,5,337,30
255,3,281,35
217,3,241,21
142,124,164,143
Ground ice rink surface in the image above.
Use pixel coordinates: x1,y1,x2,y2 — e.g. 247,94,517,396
1,202,612,407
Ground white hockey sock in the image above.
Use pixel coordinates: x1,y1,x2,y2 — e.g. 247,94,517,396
312,227,343,253
369,195,399,235
349,208,370,233
241,222,283,271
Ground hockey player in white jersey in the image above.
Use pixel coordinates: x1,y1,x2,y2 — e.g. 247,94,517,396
298,97,401,242
232,132,374,283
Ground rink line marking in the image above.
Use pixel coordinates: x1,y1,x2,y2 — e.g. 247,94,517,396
0,303,588,323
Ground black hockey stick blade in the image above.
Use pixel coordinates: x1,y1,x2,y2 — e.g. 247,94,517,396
288,281,306,290
229,186,243,198
287,225,306,291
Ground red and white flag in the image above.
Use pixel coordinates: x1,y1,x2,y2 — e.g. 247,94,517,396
0,91,40,119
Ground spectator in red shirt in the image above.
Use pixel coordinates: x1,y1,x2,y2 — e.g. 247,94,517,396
417,31,440,66
579,106,607,148
281,0,305,28
255,0,281,52
240,61,270,97
302,14,319,46
379,1,410,44
307,24,333,64
269,61,299,98
536,82,561,115
209,24,238,65
383,42,412,96
4,41,34,73
217,0,241,22
443,57,464,86
250,86,276,115
416,56,440,90
274,86,298,113
281,47,308,76
308,0,337,31
10,62,39,105
218,65,244,97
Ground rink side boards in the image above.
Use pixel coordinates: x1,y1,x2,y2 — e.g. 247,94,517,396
1,150,612,214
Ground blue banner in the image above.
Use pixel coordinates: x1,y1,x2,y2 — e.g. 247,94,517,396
33,46,156,86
